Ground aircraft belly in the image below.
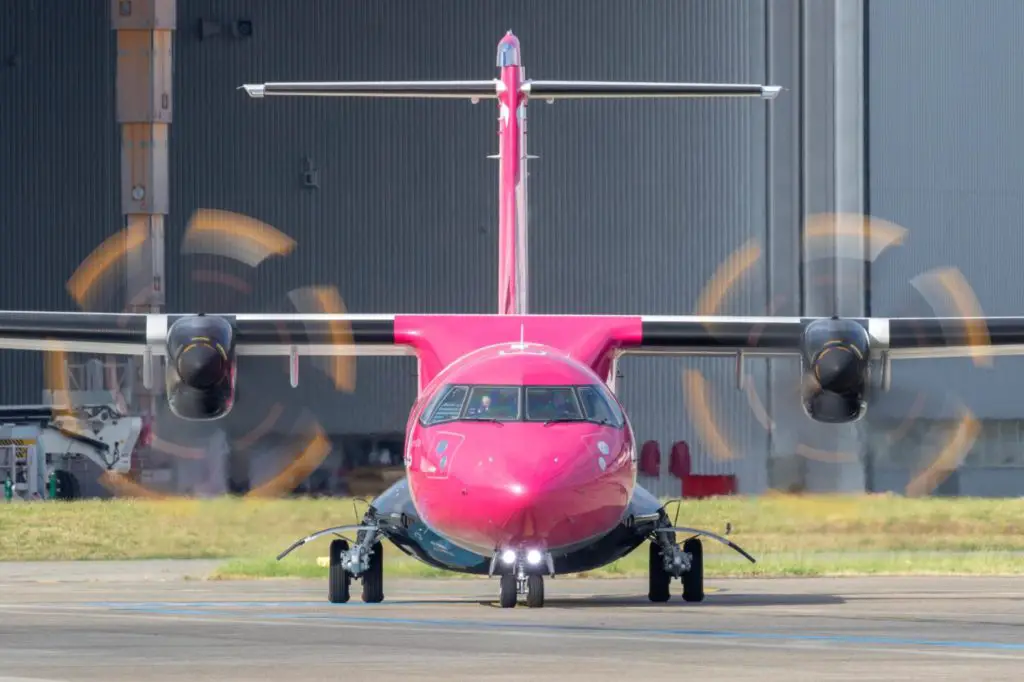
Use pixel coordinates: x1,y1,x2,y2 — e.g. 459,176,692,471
549,484,660,574
367,479,659,576
370,478,491,574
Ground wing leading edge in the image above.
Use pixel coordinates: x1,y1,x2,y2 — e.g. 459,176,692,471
239,81,780,101
631,315,1024,360
0,312,410,357
2,312,1024,361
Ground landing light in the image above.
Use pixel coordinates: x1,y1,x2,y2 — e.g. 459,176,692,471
501,549,517,565
526,549,543,565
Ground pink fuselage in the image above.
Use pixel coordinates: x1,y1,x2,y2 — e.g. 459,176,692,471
384,34,648,559
395,314,643,557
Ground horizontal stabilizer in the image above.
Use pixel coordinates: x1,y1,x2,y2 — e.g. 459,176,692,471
240,80,499,99
522,81,780,100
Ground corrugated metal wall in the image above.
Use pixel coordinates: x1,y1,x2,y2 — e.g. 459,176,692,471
868,1,1024,421
161,0,792,495
0,0,121,403
0,1,853,495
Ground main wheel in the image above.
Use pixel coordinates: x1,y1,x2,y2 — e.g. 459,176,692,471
499,573,517,608
648,542,671,603
328,539,351,604
361,541,385,603
52,470,79,501
682,537,705,603
526,574,545,608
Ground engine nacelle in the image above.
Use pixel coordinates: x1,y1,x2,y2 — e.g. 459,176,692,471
799,317,871,424
165,315,237,421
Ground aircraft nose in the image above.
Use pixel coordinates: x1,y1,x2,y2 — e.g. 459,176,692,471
489,445,632,551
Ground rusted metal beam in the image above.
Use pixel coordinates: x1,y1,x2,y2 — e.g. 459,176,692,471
111,0,175,413
112,0,174,314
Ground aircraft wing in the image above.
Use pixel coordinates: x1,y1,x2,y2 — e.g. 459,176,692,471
5,311,1024,361
523,81,780,100
241,81,499,99
0,311,410,357
628,315,1024,360
239,80,780,101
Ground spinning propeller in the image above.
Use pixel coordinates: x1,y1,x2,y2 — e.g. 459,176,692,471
52,209,358,499
684,213,989,495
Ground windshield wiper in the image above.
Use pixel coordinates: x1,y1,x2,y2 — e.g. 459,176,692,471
543,418,581,426
466,417,504,426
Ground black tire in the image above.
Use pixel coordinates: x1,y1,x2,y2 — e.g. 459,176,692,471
682,537,705,603
648,541,671,603
52,470,78,501
499,573,517,608
361,541,385,603
328,539,351,604
526,574,545,608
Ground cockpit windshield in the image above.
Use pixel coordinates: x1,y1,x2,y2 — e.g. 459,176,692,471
421,383,625,427
465,385,520,420
524,387,582,421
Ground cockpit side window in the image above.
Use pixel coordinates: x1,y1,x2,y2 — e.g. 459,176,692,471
525,386,584,421
576,385,625,428
463,385,521,421
422,385,469,426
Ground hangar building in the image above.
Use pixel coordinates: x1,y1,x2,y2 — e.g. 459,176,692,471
2,0,1023,497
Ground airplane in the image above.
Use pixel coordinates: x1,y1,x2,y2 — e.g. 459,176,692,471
3,31,1024,609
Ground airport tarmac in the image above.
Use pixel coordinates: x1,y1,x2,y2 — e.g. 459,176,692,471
0,562,1021,681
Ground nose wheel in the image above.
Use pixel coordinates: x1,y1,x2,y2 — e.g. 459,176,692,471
498,573,545,608
526,574,545,608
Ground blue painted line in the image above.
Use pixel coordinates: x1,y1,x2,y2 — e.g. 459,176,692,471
86,602,328,609
87,603,1024,652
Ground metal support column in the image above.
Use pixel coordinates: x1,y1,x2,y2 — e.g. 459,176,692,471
763,0,867,494
111,0,174,424
799,0,867,493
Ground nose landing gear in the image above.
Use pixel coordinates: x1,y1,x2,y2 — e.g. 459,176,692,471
498,572,546,608
526,574,545,608
492,548,552,608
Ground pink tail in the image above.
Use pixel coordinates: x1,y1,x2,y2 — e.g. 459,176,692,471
239,31,779,318
496,31,528,315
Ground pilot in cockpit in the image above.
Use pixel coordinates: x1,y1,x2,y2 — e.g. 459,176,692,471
467,394,492,418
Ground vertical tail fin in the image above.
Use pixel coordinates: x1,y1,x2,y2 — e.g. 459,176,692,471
496,32,527,315
240,32,780,318
491,32,780,315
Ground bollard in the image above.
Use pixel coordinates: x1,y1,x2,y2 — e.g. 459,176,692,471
47,470,57,500
3,476,12,502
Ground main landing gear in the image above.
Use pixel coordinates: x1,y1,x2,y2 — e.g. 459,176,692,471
648,536,704,602
328,536,385,604
275,518,395,605
648,524,756,603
